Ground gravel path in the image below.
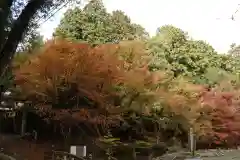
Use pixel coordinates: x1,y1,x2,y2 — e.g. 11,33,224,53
199,149,240,159
156,149,240,160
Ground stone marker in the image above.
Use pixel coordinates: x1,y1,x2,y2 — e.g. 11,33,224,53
70,145,87,157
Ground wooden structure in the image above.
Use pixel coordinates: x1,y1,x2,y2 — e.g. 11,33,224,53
0,90,27,136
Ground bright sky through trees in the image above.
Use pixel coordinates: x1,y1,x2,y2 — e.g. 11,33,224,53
39,0,240,53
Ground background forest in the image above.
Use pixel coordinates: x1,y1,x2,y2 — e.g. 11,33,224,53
2,0,240,159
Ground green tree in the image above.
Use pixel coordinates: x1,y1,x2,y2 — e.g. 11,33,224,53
18,32,44,53
186,40,216,54
148,25,232,84
110,10,149,41
54,0,149,44
228,43,240,57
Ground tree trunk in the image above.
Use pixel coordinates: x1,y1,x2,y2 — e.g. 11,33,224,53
0,0,14,48
0,0,46,77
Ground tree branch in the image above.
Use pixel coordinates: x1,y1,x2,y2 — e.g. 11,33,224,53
0,0,46,77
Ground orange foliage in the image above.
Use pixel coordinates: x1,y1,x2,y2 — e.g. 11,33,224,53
14,40,157,129
14,40,128,126
15,39,240,148
158,80,212,136
158,78,240,148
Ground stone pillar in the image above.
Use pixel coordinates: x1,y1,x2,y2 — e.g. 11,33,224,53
21,110,27,136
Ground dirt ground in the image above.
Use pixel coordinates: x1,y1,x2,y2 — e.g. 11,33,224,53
0,134,55,160
1,134,240,160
